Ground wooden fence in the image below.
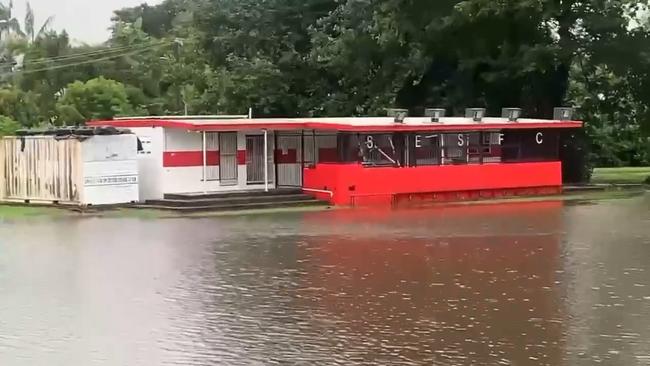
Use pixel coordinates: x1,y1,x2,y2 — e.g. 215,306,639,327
0,136,84,204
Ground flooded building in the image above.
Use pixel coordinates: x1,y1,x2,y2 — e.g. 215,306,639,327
89,108,582,205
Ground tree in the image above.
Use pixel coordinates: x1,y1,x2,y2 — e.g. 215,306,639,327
195,0,338,116
0,115,19,135
0,0,23,76
24,2,53,43
56,77,133,124
0,0,642,170
0,0,22,39
0,87,40,126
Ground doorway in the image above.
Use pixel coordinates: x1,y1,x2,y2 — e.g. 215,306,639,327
276,133,303,187
219,132,238,185
246,135,271,185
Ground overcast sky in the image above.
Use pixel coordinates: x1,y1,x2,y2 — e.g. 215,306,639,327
12,0,163,45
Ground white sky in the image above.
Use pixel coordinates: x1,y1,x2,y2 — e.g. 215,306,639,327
12,0,164,45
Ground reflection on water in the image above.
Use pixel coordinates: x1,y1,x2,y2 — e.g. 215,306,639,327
0,195,649,365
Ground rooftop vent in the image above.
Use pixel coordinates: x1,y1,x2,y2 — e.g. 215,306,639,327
465,108,486,122
424,108,445,123
554,107,574,121
502,108,522,122
387,108,408,123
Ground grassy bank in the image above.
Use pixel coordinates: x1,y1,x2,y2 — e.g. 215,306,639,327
0,205,72,219
591,167,650,184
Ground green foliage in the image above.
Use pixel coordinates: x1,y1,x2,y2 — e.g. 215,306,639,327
56,77,133,123
0,0,645,169
0,115,20,136
0,88,40,126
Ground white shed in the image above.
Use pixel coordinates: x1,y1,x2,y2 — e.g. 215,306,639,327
0,131,139,206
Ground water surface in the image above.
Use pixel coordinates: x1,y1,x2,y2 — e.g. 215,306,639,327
1,195,649,365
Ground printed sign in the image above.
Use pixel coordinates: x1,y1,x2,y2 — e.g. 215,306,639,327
84,175,138,187
138,137,152,155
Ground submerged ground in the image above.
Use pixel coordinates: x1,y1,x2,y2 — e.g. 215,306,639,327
0,192,649,365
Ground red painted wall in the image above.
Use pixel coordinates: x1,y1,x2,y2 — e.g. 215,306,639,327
237,150,246,165
303,162,562,205
163,151,219,167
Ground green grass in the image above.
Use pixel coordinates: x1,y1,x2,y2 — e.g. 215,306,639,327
591,167,650,184
0,205,71,219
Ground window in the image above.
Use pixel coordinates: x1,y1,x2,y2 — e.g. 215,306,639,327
482,132,491,146
411,133,441,166
359,134,404,167
441,133,481,165
501,130,560,162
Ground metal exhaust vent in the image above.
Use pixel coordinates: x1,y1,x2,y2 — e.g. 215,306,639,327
387,108,408,123
553,107,574,121
465,108,486,122
502,108,522,122
424,108,445,123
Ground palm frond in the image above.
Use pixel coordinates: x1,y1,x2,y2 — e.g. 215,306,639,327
6,18,23,36
36,16,54,39
25,2,34,41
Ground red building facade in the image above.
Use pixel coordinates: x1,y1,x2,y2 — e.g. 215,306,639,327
89,114,582,205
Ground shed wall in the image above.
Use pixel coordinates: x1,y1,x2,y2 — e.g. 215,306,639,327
81,134,139,205
0,137,83,203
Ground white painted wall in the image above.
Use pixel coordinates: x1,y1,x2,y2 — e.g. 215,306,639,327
118,128,282,196
81,134,139,205
162,129,220,194
161,129,277,194
163,166,222,194
165,129,205,151
129,127,165,201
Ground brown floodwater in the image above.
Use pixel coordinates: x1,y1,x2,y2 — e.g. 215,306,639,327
0,194,649,365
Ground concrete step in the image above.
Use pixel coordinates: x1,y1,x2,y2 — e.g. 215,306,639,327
164,189,303,200
146,193,314,208
136,199,327,212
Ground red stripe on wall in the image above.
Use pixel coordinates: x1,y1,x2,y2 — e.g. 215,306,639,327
163,151,219,167
237,150,246,165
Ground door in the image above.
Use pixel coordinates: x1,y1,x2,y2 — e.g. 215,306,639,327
276,133,303,187
219,132,237,185
246,135,266,184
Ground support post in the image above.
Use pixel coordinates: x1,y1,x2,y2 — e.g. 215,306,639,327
300,130,305,186
264,129,269,192
202,131,207,193
440,133,445,165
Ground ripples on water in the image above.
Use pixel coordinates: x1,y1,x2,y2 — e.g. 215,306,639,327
0,195,649,365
